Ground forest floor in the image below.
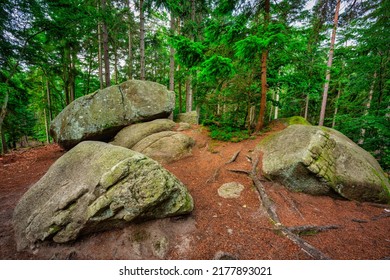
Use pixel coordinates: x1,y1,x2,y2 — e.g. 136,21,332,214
1,121,389,260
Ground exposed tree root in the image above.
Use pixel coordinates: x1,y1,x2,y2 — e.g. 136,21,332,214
286,225,340,235
206,150,241,184
226,150,241,164
229,155,333,260
371,212,390,221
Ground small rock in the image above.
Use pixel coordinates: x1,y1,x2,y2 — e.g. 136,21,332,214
218,182,245,199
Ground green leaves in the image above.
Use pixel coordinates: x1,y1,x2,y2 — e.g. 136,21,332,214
172,36,205,69
198,55,235,84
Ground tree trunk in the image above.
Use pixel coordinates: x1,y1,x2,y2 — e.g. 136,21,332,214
169,13,175,91
185,77,193,112
101,0,110,87
0,89,9,154
139,0,146,80
128,0,133,80
44,108,50,144
178,74,182,113
114,42,119,84
69,45,76,102
358,72,376,145
318,0,341,126
274,92,279,120
255,0,270,132
98,22,104,89
331,87,341,128
46,79,52,121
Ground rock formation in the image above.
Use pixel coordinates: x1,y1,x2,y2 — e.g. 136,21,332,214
258,125,390,203
132,131,195,164
50,80,175,149
13,141,193,250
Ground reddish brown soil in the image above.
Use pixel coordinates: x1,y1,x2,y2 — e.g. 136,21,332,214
1,122,389,260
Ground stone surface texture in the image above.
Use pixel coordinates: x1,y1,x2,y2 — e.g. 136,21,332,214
50,80,175,149
13,141,193,250
258,125,390,203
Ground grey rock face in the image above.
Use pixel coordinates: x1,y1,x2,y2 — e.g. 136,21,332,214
132,131,195,164
13,141,193,251
176,111,198,125
110,119,176,149
50,80,175,149
258,125,390,203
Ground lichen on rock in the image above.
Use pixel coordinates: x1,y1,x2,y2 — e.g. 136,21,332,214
13,141,193,250
258,125,390,203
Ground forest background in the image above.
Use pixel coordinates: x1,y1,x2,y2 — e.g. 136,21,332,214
0,0,389,171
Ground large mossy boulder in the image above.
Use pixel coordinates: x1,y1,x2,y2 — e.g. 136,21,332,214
13,141,193,251
50,80,175,149
258,125,390,203
110,119,176,149
132,131,195,164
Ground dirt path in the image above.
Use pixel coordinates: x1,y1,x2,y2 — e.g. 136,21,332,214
1,124,389,259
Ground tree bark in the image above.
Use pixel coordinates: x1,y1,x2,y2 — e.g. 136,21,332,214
139,0,146,80
0,89,9,154
185,0,196,113
255,0,270,132
331,86,341,128
185,77,193,112
98,22,104,89
319,0,341,126
128,0,133,80
101,0,110,87
358,72,376,145
169,13,175,91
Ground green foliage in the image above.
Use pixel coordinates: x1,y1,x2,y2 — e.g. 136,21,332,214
198,55,235,84
208,125,250,143
172,36,204,69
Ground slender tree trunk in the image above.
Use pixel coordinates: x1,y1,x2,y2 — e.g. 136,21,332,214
128,0,133,80
101,0,110,87
318,0,341,126
114,42,119,84
184,0,196,113
185,77,193,112
0,124,7,155
331,86,341,128
98,22,104,89
274,92,279,120
358,72,376,145
140,0,146,80
85,47,93,94
46,79,52,121
169,13,175,91
69,45,76,102
0,89,9,154
255,0,270,132
43,108,50,144
178,70,182,113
